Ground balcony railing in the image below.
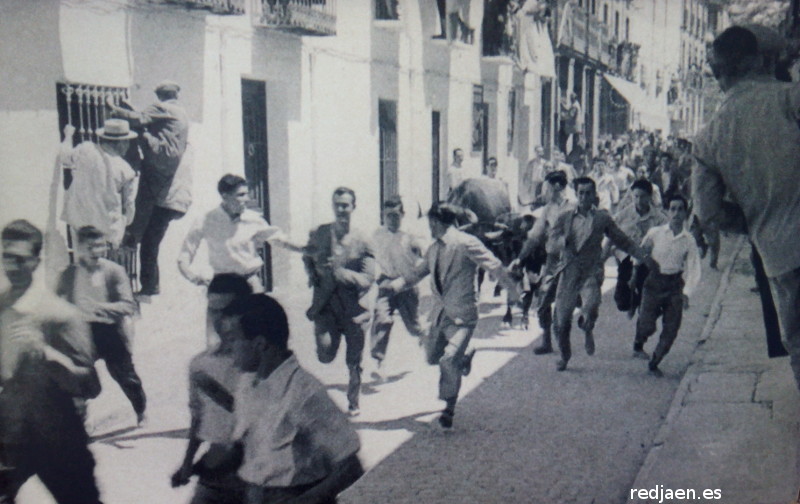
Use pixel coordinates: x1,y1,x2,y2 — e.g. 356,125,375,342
254,0,336,35
560,6,614,65
154,0,245,14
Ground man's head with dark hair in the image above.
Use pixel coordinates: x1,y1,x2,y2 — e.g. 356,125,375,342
75,226,107,267
208,274,253,346
218,174,248,196
224,294,290,372
76,225,105,244
2,220,43,290
333,187,357,207
427,202,462,239
486,157,499,178
631,178,653,196
453,148,464,165
545,170,567,187
666,193,689,228
218,174,250,217
208,273,253,297
709,26,760,89
332,187,357,227
631,179,654,215
427,202,460,227
573,177,597,212
666,193,689,212
383,196,405,233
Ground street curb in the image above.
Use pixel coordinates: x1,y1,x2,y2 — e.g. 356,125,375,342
627,235,747,494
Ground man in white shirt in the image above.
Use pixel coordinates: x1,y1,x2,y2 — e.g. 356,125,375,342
371,197,424,373
447,147,465,195
633,194,701,377
224,294,363,504
178,174,300,294
61,119,139,249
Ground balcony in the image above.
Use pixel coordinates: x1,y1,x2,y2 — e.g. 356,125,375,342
254,0,336,35
616,40,639,81
151,0,245,14
560,6,614,66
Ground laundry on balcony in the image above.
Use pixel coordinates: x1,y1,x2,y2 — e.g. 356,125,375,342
603,73,669,132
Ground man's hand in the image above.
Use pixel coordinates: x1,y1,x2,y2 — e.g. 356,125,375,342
379,277,406,295
682,294,690,311
187,273,210,287
170,463,193,488
63,124,76,139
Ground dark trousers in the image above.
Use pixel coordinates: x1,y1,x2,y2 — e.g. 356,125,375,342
0,416,102,504
536,273,558,345
314,309,367,408
751,246,787,358
370,286,422,362
634,272,684,366
138,206,184,293
91,322,146,417
245,481,335,504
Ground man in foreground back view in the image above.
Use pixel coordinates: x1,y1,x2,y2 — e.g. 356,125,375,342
693,26,800,392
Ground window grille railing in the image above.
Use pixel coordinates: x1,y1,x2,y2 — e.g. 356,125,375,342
254,0,337,35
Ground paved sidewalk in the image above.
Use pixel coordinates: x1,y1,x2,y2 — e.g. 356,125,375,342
630,239,800,504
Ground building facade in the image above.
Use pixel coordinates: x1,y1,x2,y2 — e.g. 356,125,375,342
0,0,558,291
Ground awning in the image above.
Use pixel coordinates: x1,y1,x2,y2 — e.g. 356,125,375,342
603,74,669,132
519,20,556,78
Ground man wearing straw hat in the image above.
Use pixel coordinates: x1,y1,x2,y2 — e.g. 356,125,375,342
61,118,139,250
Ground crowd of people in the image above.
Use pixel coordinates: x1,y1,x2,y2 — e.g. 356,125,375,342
1,22,799,504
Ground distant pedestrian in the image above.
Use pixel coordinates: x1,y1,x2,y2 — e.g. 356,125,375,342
632,195,701,377
0,220,102,503
693,26,800,391
383,202,519,429
303,187,375,416
447,148,465,195
61,120,138,249
371,196,425,377
57,225,147,425
109,80,191,296
170,274,252,504
547,178,656,371
224,294,364,504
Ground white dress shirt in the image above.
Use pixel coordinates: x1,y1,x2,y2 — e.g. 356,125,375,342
641,224,701,297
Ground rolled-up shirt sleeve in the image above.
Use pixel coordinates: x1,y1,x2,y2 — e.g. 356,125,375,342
683,239,702,298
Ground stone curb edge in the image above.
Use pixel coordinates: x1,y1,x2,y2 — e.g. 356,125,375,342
627,235,747,497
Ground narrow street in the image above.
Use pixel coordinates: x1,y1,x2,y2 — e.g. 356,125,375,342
19,237,736,504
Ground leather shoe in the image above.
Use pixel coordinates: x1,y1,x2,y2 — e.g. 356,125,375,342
438,411,454,429
533,344,553,355
632,349,650,360
555,359,568,371
461,348,476,376
648,361,663,378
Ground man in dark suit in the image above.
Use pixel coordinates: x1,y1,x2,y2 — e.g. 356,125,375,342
548,177,656,371
384,202,519,429
303,187,376,416
108,80,191,295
